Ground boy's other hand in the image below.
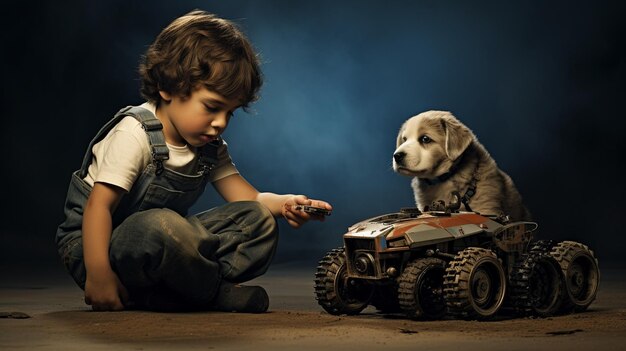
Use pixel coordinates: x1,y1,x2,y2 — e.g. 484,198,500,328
282,195,332,228
84,268,129,311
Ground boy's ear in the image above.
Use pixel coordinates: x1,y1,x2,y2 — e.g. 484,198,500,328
159,90,172,102
441,113,473,160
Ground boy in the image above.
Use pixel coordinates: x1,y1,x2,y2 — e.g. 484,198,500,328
56,10,332,313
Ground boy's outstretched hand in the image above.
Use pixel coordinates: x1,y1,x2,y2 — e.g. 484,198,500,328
282,195,332,228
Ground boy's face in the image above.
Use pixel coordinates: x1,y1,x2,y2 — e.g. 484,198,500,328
157,87,241,147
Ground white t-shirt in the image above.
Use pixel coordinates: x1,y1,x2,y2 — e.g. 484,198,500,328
84,102,239,192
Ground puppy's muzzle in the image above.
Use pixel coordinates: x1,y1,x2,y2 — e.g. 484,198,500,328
393,152,406,165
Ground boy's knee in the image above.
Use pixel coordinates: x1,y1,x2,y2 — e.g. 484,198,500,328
123,208,187,235
237,201,278,238
112,209,194,254
110,209,201,278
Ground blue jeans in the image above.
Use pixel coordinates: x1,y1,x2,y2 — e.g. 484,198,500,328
61,201,278,307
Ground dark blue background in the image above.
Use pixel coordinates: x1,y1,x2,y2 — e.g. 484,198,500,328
2,0,625,268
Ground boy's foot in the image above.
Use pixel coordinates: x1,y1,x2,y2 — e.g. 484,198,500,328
211,281,269,313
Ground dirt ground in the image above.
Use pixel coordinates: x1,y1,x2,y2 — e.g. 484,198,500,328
2,263,626,351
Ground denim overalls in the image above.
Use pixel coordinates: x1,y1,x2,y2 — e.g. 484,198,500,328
56,105,278,307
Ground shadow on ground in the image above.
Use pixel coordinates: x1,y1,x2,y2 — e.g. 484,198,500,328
1,263,626,351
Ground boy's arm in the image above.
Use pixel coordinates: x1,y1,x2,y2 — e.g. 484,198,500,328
82,182,129,311
212,174,332,228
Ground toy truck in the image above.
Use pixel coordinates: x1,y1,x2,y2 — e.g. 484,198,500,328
314,194,599,320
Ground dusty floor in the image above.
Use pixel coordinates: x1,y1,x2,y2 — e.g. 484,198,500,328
1,262,626,351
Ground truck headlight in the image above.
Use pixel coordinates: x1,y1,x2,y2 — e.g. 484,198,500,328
354,252,375,274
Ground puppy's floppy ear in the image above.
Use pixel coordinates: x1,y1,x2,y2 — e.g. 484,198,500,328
396,121,407,148
440,113,473,160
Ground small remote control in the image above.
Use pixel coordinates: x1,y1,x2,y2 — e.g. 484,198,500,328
294,205,332,216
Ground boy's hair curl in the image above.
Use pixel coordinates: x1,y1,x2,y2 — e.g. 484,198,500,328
139,10,262,109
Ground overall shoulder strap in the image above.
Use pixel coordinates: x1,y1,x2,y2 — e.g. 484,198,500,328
120,106,170,174
77,106,169,177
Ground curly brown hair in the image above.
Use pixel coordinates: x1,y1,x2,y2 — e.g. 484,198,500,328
139,10,262,109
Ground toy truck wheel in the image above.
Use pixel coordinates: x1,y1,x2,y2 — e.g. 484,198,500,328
549,241,600,313
529,240,556,255
397,258,447,320
314,248,373,315
444,247,506,320
509,252,564,317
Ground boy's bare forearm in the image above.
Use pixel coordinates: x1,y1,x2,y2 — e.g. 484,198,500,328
256,192,294,216
82,201,114,275
82,182,125,276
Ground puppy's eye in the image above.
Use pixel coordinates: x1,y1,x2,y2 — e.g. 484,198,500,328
419,135,432,144
402,136,407,142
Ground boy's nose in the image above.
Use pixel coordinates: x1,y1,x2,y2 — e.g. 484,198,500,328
211,113,228,130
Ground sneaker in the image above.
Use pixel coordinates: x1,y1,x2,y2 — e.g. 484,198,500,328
211,281,269,313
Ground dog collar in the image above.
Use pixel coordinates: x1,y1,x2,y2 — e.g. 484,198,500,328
419,171,454,185
419,150,467,186
420,157,481,212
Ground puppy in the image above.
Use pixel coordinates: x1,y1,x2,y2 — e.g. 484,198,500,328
392,110,530,221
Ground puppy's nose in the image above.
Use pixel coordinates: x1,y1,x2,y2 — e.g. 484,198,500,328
393,152,406,164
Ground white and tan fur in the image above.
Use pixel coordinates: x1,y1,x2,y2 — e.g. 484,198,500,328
392,110,530,221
